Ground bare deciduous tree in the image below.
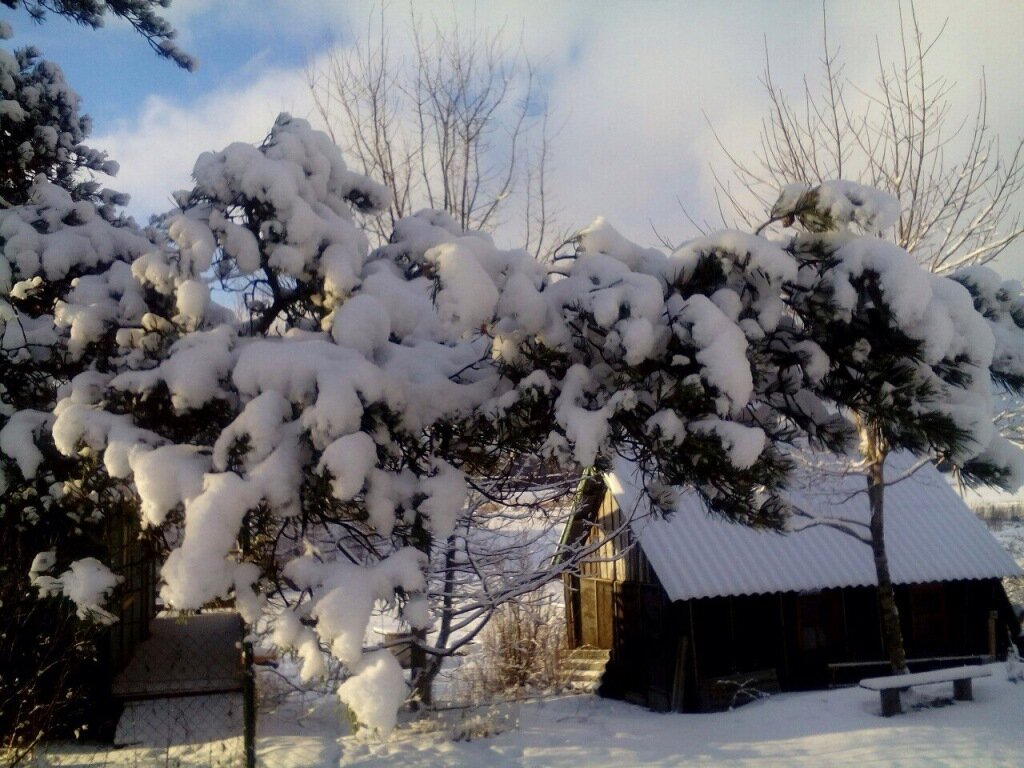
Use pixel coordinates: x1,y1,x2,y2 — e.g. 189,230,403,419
308,9,561,258
705,2,1024,274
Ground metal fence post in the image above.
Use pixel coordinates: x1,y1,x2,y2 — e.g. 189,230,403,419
243,632,256,768
241,513,256,768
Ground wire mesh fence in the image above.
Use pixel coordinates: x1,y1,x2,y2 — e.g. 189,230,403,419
8,596,569,767
18,611,250,768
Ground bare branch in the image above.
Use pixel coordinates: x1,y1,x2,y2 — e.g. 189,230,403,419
309,8,561,257
704,0,1023,275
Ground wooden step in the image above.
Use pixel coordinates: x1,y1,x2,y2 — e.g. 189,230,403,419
563,647,609,692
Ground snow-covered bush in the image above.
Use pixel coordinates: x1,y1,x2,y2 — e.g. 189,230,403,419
455,596,567,702
1006,632,1024,683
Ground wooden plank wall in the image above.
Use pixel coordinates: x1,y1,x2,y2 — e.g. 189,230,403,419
578,491,655,584
107,506,157,674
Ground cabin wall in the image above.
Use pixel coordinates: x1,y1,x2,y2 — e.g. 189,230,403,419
565,487,656,650
683,579,1015,698
570,572,1015,709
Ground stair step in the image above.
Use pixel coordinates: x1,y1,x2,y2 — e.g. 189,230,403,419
563,647,610,692
569,651,606,663
565,671,602,684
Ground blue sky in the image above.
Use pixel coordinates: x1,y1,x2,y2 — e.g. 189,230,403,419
3,0,1023,278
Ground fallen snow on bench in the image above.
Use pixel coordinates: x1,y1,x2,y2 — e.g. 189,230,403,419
860,666,991,690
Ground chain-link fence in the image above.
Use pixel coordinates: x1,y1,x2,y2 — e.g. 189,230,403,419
10,600,567,767
21,611,252,768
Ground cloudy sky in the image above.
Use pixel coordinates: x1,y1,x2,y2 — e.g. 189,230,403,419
4,0,1023,274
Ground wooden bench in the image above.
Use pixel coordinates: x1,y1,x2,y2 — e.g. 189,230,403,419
860,667,992,716
828,655,989,687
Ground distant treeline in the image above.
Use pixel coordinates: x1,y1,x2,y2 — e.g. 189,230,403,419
972,502,1024,522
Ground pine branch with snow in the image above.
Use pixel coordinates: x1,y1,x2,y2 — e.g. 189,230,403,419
0,78,160,745
2,0,196,70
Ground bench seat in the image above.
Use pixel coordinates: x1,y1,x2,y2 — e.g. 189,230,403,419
860,667,992,716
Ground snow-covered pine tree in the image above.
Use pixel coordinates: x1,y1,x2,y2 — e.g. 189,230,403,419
49,115,484,733
379,208,852,703
0,26,163,752
773,180,1024,674
0,23,126,209
510,216,853,525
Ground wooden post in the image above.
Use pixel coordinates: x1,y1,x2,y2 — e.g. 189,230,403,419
688,601,700,692
410,628,429,707
880,688,902,717
778,594,790,683
242,634,256,768
728,597,737,667
670,636,689,713
953,678,973,701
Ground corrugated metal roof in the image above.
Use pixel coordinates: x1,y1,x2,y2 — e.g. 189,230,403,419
607,453,1023,601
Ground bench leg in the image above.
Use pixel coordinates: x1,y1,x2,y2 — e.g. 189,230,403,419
880,688,902,716
953,678,973,701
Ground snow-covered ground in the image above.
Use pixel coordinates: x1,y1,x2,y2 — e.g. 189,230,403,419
270,664,1023,768
29,662,1024,766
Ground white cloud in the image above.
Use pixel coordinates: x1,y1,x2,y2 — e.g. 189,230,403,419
96,0,1023,276
93,67,314,220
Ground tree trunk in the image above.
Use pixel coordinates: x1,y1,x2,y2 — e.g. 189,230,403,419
409,628,431,708
410,534,458,708
866,453,910,675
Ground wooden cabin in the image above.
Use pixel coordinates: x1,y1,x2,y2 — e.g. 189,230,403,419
562,455,1023,712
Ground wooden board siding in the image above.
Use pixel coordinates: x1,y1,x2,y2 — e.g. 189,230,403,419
594,579,678,708
578,490,655,584
575,577,618,650
909,583,949,656
564,575,581,648
106,506,158,675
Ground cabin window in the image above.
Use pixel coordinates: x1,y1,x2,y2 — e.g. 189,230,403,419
795,591,842,652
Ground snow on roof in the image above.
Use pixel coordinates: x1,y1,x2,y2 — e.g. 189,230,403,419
607,453,1023,601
